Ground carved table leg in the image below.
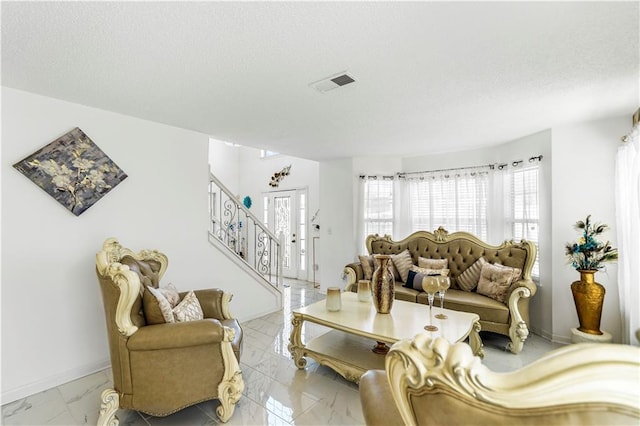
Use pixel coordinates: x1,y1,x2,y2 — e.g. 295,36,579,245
468,319,485,359
288,314,307,369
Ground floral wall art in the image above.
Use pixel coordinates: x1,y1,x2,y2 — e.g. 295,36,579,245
12,127,128,216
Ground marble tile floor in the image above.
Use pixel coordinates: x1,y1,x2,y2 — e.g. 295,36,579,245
2,279,562,425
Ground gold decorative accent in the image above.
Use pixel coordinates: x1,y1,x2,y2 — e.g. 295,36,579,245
571,270,605,335
268,164,291,187
97,388,119,426
371,254,395,314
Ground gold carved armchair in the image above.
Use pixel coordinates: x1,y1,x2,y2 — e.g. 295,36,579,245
360,334,640,426
95,238,244,424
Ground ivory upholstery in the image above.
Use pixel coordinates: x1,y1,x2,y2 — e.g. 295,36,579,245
95,238,244,424
359,335,640,426
344,227,536,353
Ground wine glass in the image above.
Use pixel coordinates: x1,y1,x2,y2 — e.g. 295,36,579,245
435,276,450,319
422,276,439,331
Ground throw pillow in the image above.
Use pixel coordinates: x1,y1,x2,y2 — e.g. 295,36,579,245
144,286,175,324
173,290,204,322
411,265,450,277
358,255,375,280
391,250,414,283
159,282,180,308
404,268,449,291
418,257,448,270
404,270,422,290
457,257,488,292
476,263,522,303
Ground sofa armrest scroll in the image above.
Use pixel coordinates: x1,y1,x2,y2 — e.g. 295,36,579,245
344,262,364,292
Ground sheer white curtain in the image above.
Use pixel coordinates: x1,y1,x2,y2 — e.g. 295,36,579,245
615,124,640,345
358,176,395,253
404,168,490,240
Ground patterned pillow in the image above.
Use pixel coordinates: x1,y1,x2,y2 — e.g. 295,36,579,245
158,282,180,308
391,250,414,283
418,257,448,270
404,269,448,291
144,286,175,324
457,257,488,292
477,263,522,303
172,291,204,322
410,265,450,277
358,255,375,280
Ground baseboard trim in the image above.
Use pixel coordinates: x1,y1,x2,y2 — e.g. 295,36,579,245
2,358,110,404
529,326,553,342
551,333,572,345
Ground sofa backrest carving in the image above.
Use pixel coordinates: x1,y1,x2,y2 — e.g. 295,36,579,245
366,227,536,287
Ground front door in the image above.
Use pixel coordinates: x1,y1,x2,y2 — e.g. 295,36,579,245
263,189,307,280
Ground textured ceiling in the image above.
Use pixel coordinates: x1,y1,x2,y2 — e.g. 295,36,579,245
2,1,638,161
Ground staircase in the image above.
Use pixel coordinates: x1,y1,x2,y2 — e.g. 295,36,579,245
208,173,283,305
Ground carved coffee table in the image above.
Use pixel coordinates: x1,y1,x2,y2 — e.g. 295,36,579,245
288,292,483,383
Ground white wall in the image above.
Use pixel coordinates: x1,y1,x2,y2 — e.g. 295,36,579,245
319,159,355,292
208,139,240,194
550,116,627,343
1,88,279,402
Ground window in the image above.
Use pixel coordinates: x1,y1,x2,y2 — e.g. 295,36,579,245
507,164,540,277
363,178,394,237
408,172,488,240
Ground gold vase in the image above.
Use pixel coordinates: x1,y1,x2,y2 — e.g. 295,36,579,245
570,269,605,335
371,255,395,314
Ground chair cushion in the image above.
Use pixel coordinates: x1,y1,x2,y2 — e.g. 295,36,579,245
477,263,521,303
394,283,419,302
418,289,509,324
457,257,487,292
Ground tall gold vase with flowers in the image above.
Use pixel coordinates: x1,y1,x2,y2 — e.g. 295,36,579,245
565,215,618,335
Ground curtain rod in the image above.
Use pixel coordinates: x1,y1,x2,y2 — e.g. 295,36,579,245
398,155,543,176
358,155,543,180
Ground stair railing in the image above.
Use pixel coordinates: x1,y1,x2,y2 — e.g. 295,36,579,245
209,173,282,287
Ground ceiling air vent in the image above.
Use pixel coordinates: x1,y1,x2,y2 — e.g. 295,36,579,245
310,71,357,93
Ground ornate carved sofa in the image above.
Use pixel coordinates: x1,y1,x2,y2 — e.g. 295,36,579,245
95,238,244,424
360,335,640,426
344,228,536,354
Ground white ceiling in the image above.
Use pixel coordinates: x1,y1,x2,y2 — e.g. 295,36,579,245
2,1,638,161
